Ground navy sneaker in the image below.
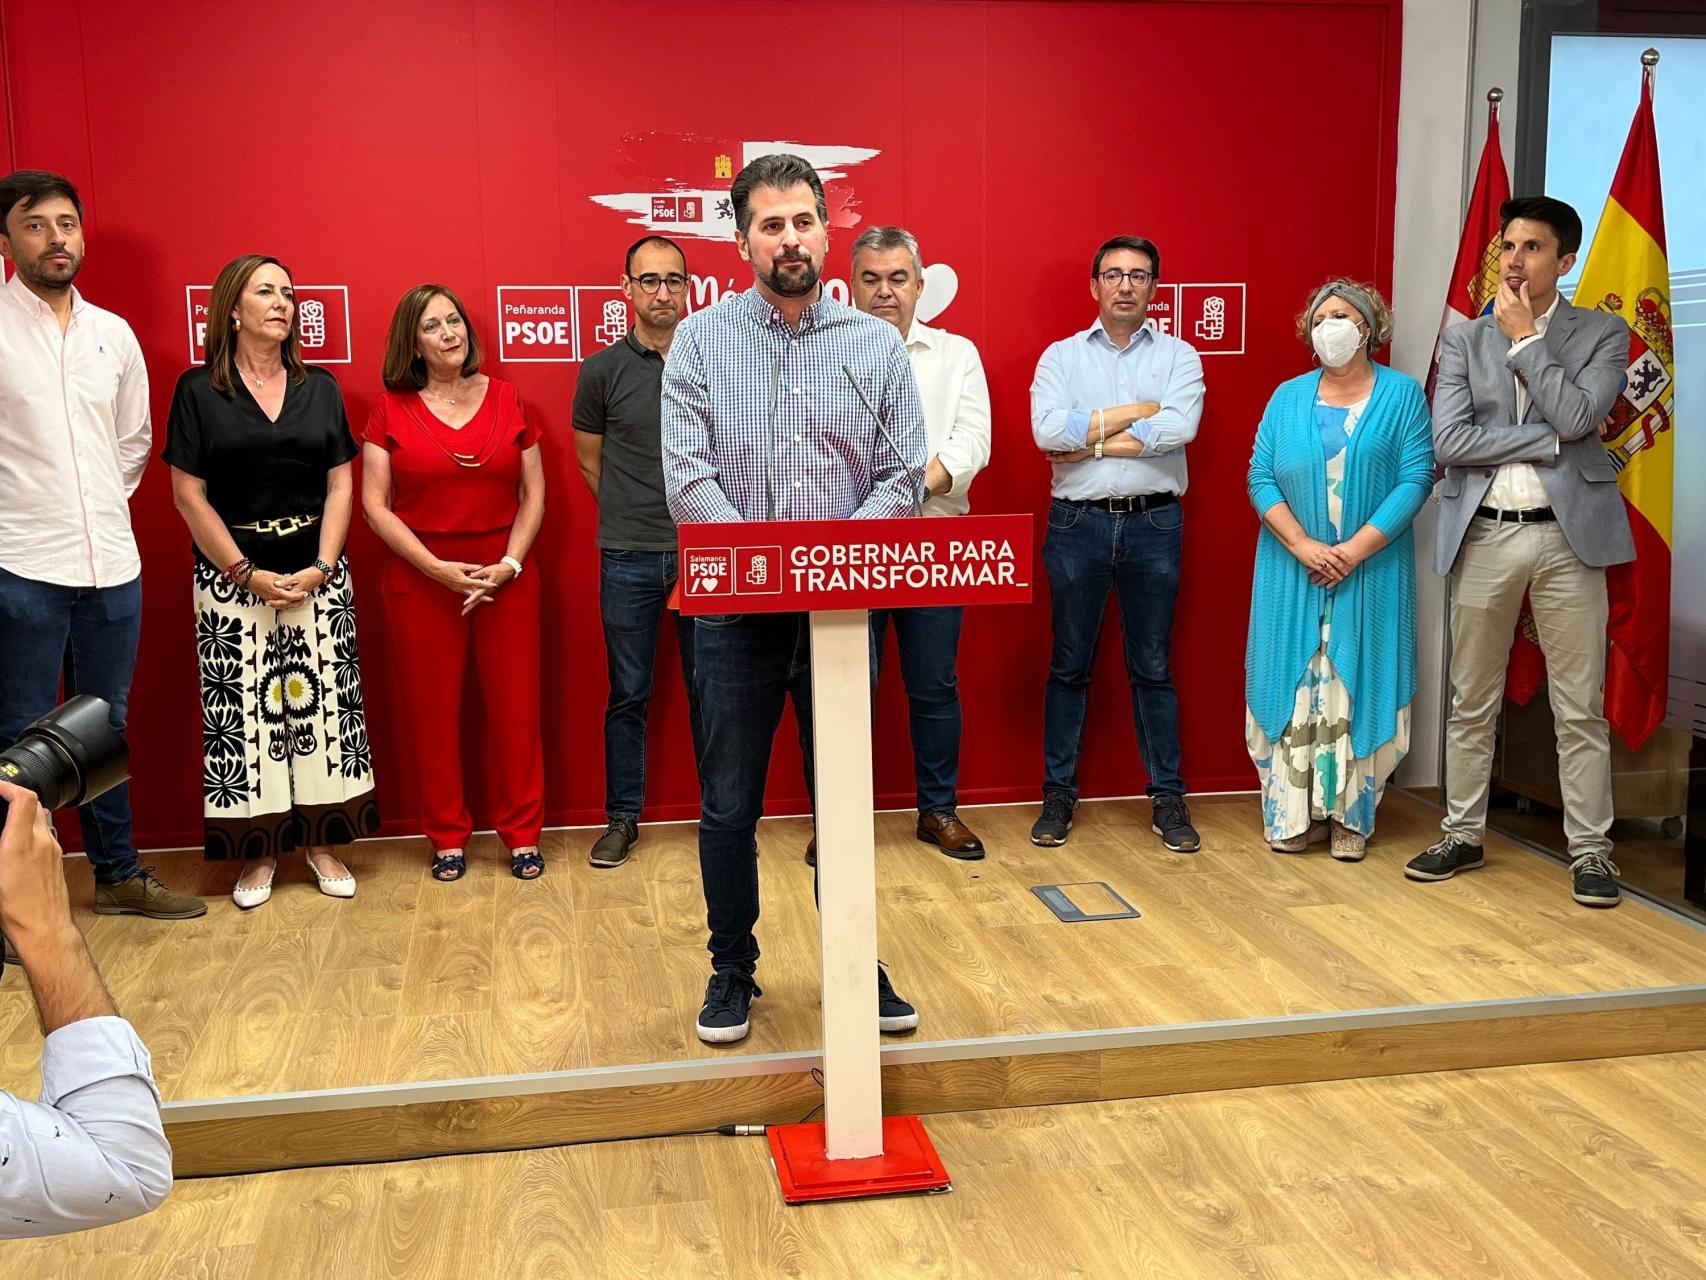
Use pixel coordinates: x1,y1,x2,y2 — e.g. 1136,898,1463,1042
1570,852,1621,908
696,970,761,1044
876,964,918,1033
1404,835,1486,882
1151,795,1201,852
1030,793,1074,847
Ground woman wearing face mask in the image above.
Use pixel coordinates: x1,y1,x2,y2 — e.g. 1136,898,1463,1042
164,254,379,908
1244,278,1433,860
361,285,546,884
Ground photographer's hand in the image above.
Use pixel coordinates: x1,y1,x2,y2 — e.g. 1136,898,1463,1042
0,780,115,1031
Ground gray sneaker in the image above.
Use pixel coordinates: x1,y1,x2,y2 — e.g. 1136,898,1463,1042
1404,835,1485,882
589,818,638,868
1570,852,1621,908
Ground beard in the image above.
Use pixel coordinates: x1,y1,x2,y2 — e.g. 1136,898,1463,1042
16,247,81,291
763,252,821,298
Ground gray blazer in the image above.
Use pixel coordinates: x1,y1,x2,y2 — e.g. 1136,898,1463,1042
1431,300,1635,575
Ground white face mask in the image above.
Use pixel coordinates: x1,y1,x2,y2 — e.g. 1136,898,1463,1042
1312,316,1365,368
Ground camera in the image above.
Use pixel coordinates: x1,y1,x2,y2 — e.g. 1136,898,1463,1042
0,694,129,816
0,696,128,975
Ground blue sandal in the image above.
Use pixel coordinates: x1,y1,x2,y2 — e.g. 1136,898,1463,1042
432,852,466,882
510,850,545,880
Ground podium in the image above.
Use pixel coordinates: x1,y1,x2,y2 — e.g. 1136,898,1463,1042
677,514,1033,1201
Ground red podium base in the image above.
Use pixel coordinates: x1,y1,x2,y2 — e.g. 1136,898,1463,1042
767,1114,953,1204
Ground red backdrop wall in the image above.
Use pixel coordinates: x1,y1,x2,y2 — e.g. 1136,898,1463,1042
1,0,1403,851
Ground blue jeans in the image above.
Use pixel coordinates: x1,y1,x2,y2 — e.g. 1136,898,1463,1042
870,606,964,815
694,612,815,974
0,566,143,883
600,549,706,819
1041,499,1185,800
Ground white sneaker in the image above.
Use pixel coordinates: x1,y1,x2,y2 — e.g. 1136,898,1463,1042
232,857,277,910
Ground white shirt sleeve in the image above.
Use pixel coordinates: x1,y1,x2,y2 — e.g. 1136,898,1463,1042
1,1016,172,1239
932,340,993,499
113,328,153,499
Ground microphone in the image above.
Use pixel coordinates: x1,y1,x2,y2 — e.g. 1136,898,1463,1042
765,356,782,520
842,365,924,517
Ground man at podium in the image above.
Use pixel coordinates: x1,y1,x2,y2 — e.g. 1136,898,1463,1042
662,154,928,1046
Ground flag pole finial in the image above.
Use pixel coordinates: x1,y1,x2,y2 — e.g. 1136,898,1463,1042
1487,87,1504,103
1641,48,1660,68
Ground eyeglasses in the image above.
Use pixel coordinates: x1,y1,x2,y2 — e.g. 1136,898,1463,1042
630,273,689,295
1097,268,1154,288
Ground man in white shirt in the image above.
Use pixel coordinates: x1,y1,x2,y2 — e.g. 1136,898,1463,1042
0,170,203,922
0,778,173,1238
849,226,992,860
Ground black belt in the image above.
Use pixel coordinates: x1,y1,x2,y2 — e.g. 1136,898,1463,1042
1062,493,1179,514
1474,505,1555,524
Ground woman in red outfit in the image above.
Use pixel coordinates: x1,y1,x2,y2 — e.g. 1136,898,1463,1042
361,285,547,882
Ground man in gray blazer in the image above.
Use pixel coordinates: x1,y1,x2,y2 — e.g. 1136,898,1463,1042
1408,195,1633,908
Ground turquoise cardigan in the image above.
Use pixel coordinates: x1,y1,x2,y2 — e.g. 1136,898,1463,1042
1245,364,1434,759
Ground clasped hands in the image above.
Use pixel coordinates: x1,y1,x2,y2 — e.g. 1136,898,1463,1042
428,559,518,615
1291,536,1362,587
247,564,328,610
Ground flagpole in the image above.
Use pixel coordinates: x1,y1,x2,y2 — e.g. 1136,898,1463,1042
1642,46,1659,91
1487,84,1502,125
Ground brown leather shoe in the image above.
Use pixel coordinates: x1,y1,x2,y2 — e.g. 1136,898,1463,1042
917,812,985,861
93,869,208,919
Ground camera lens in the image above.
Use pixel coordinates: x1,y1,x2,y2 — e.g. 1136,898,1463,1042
0,695,129,815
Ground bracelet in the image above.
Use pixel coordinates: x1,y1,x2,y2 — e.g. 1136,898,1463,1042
224,557,253,585
1093,440,1104,459
313,558,334,578
501,555,524,577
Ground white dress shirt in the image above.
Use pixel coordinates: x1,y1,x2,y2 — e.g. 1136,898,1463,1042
904,320,992,516
1484,293,1559,511
0,272,151,587
1,1015,172,1238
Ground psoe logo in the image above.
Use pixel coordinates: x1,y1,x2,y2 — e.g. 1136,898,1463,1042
685,549,733,596
185,285,352,365
735,546,782,594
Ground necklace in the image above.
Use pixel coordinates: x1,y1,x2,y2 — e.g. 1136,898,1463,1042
422,377,466,406
238,361,281,391
407,391,499,468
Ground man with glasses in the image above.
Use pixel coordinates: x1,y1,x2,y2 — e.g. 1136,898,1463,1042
1029,236,1206,853
573,235,706,868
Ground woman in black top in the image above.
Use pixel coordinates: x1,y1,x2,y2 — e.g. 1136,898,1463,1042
163,254,378,909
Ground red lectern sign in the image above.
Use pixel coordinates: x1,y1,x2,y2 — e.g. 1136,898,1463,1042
675,514,1032,616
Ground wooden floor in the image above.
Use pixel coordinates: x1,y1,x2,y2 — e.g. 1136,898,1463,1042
6,1050,1706,1278
3,792,1706,1102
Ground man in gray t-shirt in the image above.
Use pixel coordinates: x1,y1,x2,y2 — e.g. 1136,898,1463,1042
572,235,705,868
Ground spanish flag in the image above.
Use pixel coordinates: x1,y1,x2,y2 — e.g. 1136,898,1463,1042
1574,54,1674,750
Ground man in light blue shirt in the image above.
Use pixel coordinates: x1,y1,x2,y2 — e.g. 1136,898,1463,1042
1029,236,1206,853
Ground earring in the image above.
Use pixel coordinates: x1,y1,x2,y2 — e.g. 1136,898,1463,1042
233,318,242,331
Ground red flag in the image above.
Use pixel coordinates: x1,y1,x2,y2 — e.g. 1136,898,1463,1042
1427,96,1511,399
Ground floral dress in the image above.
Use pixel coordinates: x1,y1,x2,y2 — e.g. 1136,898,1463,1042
1246,396,1409,839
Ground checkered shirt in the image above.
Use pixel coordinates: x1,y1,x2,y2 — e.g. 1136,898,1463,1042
661,286,927,523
